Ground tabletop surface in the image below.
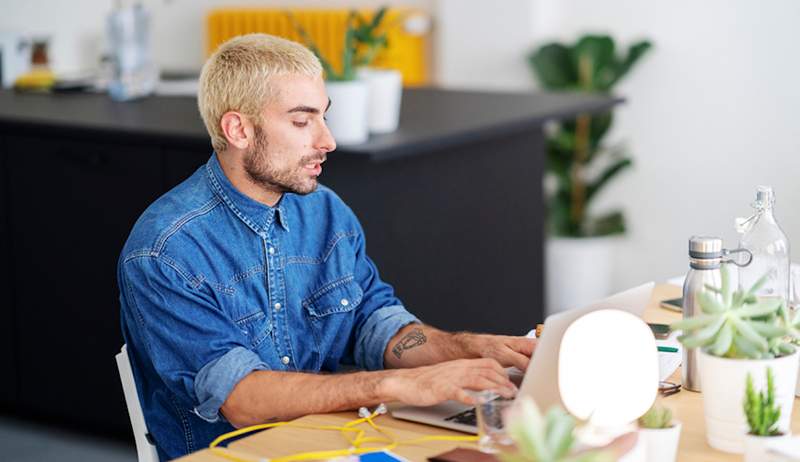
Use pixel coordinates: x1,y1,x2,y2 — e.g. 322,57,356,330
177,284,793,462
0,88,618,160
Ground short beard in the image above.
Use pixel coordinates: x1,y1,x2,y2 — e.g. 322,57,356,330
243,124,321,196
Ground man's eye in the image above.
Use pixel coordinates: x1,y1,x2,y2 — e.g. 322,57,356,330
293,121,308,127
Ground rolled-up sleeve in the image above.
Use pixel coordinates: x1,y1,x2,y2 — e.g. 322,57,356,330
347,217,421,370
121,255,267,423
355,305,420,371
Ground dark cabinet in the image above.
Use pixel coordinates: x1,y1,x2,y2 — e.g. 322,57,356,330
5,135,163,432
0,136,16,408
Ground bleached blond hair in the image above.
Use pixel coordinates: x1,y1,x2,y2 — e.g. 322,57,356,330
198,33,322,153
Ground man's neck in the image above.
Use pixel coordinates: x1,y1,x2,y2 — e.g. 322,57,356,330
217,150,282,207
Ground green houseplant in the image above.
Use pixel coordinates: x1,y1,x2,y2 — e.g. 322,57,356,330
287,9,382,144
670,266,799,453
499,397,613,462
742,368,789,461
529,35,653,315
638,404,681,462
350,6,405,135
528,35,651,238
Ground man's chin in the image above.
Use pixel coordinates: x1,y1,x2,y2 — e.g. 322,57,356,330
288,179,319,196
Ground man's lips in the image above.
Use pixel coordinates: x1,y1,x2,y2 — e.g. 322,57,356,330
304,156,326,175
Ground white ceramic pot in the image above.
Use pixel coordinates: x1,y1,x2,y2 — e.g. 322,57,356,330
356,67,402,134
697,349,800,453
744,433,790,462
545,236,618,315
324,80,369,145
639,422,681,462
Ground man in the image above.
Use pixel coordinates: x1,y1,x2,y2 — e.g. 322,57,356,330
118,34,535,460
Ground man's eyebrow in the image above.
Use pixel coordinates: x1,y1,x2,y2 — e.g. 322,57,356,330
287,99,332,114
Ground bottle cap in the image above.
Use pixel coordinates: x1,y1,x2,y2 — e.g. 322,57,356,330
754,185,775,209
689,236,722,259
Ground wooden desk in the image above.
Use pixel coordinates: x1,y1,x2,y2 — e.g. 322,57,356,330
177,284,800,462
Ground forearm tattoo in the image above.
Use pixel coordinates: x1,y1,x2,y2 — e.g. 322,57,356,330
392,328,427,359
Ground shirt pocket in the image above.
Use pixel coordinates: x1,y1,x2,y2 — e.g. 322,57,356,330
302,276,364,317
234,310,272,349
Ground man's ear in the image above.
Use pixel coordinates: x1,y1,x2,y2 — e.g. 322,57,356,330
220,111,253,150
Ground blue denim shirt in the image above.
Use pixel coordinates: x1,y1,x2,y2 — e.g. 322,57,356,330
118,153,420,460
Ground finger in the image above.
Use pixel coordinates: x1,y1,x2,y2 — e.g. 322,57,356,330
509,337,537,356
453,388,476,406
476,357,506,376
500,349,532,372
480,367,515,388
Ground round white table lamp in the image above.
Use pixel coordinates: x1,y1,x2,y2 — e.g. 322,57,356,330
558,308,659,427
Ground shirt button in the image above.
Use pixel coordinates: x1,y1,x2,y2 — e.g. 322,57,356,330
340,298,349,306
268,247,275,255
274,302,281,310
281,356,290,365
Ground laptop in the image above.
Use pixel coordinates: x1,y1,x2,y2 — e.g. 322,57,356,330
390,282,655,433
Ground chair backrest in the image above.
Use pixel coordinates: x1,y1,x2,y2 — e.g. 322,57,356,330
116,344,160,462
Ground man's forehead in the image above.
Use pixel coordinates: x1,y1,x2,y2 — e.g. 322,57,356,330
270,74,327,110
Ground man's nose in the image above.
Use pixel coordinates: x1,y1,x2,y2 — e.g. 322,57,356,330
316,121,337,153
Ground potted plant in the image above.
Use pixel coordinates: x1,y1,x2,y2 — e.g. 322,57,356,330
637,404,681,462
499,397,634,462
670,266,800,453
743,368,790,462
352,7,404,135
288,10,369,145
527,35,651,315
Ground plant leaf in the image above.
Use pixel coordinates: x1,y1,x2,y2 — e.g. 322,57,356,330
529,43,578,90
710,320,734,356
585,157,633,203
747,320,788,338
733,334,762,359
670,314,716,331
736,298,783,318
730,315,769,352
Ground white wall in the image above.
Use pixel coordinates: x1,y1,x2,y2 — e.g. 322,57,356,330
433,0,536,91
530,0,800,290
0,0,432,75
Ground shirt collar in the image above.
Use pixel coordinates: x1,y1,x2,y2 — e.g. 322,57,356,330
205,153,290,235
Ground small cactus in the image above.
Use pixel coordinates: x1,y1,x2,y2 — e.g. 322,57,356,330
638,404,673,429
743,367,782,436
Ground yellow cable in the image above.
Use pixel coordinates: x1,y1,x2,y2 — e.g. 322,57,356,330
208,409,479,462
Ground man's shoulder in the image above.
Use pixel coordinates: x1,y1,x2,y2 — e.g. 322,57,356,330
121,166,222,261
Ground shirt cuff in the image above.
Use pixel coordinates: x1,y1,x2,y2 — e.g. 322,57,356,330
355,305,421,371
193,346,269,423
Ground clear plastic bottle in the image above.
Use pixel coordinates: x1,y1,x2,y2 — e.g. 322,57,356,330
107,0,158,101
737,186,791,305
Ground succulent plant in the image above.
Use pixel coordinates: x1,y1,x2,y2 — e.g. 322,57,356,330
743,367,782,436
638,404,673,429
500,397,612,462
670,265,796,359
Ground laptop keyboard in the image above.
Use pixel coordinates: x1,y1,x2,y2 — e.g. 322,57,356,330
444,407,477,427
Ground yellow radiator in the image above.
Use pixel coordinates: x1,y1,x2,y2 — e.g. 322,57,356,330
206,8,428,86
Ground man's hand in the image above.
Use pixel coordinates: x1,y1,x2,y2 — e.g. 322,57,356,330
457,333,537,371
380,358,517,406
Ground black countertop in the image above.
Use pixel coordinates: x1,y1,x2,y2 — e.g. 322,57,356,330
0,88,620,161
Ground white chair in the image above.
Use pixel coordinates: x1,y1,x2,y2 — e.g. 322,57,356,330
116,344,160,462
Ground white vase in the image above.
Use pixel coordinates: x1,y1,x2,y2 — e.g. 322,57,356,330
324,80,369,145
356,67,403,134
744,433,790,462
545,236,618,315
697,349,800,453
639,422,681,462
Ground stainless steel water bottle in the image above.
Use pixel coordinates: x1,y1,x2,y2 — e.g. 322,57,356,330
681,236,724,392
